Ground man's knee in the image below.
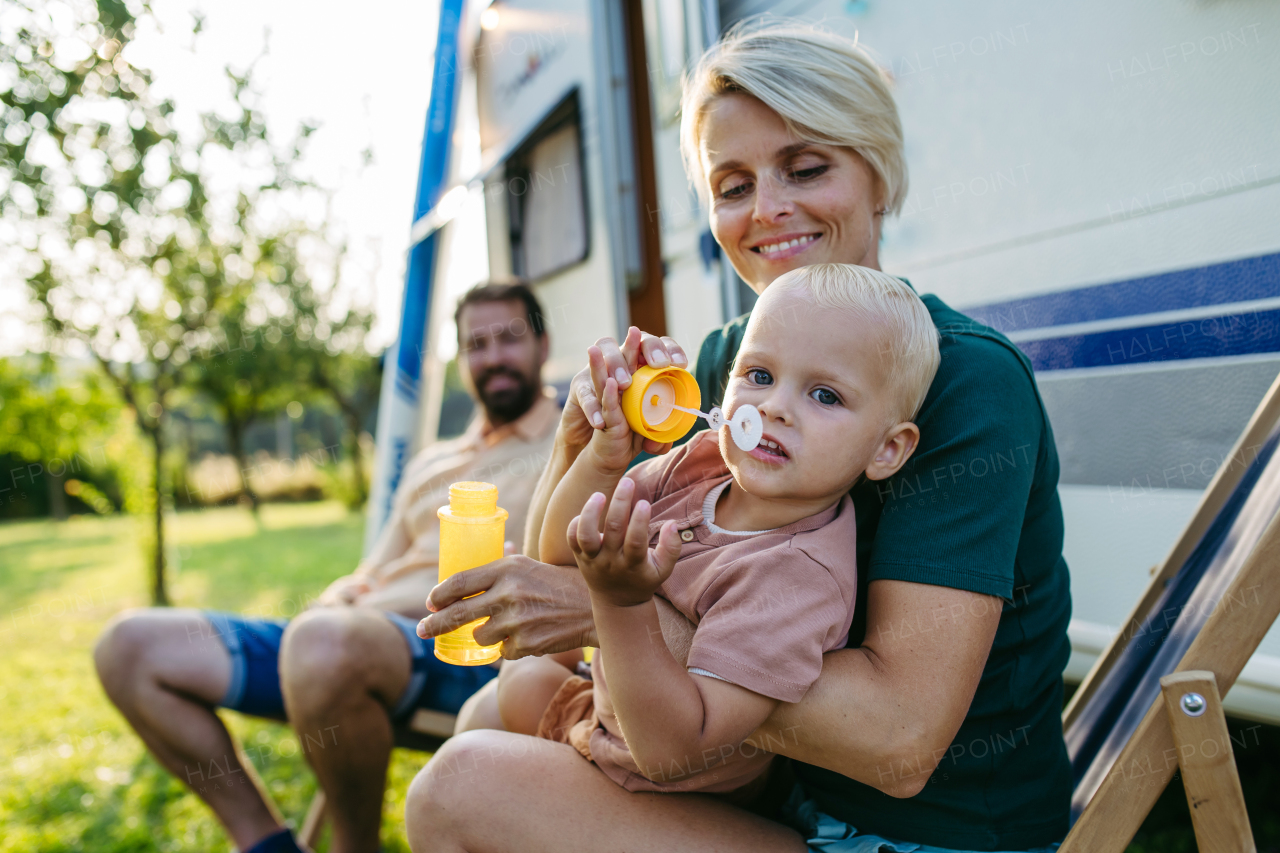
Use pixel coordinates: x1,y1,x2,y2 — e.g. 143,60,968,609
95,609,230,709
94,609,166,692
280,608,401,703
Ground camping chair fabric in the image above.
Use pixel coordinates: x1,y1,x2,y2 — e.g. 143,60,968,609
1067,414,1280,819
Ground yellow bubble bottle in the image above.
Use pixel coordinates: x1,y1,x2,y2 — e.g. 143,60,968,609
435,481,508,665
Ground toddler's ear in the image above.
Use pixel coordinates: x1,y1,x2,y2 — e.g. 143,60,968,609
865,422,920,481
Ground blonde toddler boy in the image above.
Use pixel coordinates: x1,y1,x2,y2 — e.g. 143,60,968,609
498,263,940,798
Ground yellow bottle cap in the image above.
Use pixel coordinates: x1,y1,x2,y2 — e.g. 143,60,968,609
621,366,701,443
448,481,498,517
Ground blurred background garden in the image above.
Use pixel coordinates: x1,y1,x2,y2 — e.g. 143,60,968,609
0,0,472,848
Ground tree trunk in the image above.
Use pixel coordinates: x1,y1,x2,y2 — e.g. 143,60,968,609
48,467,68,521
151,427,169,606
344,409,367,507
226,415,259,513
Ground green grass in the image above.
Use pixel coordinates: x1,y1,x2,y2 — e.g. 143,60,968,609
2,504,1276,852
0,503,424,853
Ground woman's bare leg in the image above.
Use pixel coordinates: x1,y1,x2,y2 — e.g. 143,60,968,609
404,730,807,853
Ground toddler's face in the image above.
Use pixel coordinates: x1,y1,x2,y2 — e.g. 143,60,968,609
720,287,901,504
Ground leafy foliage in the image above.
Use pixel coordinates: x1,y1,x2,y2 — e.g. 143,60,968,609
0,355,137,518
1,0,373,595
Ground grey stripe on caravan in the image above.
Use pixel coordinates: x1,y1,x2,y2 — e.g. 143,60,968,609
1036,351,1280,382
1005,296,1280,344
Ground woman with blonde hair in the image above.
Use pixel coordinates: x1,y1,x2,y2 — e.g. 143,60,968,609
409,20,1070,852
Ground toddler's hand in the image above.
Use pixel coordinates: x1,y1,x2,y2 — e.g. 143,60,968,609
567,478,683,609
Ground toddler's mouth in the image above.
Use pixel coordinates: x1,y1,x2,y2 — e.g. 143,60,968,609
747,434,789,463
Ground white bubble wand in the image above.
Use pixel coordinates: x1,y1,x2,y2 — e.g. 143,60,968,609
638,377,763,451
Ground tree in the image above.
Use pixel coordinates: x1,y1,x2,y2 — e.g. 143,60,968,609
227,232,382,510
300,262,380,509
183,232,322,512
2,0,321,603
0,356,118,519
185,302,279,511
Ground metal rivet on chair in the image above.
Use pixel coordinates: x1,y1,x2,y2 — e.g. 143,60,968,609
1180,691,1207,717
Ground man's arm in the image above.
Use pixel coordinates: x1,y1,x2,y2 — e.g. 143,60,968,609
316,501,413,606
359,505,413,576
352,572,437,620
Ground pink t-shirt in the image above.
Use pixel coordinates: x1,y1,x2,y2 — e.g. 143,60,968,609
585,430,858,794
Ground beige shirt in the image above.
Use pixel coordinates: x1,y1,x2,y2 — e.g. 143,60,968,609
357,388,560,596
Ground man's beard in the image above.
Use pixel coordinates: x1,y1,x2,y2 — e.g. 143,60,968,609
475,367,538,424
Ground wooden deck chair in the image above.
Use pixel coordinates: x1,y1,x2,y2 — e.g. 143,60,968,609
1059,369,1280,851
297,708,457,850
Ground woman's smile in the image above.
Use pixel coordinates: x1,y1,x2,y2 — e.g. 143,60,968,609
750,232,822,261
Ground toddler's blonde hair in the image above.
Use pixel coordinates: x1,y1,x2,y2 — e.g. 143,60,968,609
771,264,940,423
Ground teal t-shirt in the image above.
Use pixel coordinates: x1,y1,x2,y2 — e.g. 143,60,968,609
684,290,1072,850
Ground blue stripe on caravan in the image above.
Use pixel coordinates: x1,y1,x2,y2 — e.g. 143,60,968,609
963,251,1280,333
394,233,440,392
1019,307,1280,371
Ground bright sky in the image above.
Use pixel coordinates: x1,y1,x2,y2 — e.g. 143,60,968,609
2,0,488,358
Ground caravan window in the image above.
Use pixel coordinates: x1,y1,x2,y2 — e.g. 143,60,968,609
505,92,589,281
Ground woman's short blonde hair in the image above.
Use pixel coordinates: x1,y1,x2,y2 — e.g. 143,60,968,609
771,264,939,423
680,20,908,215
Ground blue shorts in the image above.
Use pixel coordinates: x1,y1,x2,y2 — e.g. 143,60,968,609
781,784,1061,853
203,610,500,722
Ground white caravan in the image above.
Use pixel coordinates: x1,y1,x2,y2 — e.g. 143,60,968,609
401,0,1280,723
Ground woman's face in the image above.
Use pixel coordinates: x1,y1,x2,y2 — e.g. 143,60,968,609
700,94,884,294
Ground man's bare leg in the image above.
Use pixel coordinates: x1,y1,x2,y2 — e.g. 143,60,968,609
279,608,411,853
404,730,807,853
94,609,285,851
